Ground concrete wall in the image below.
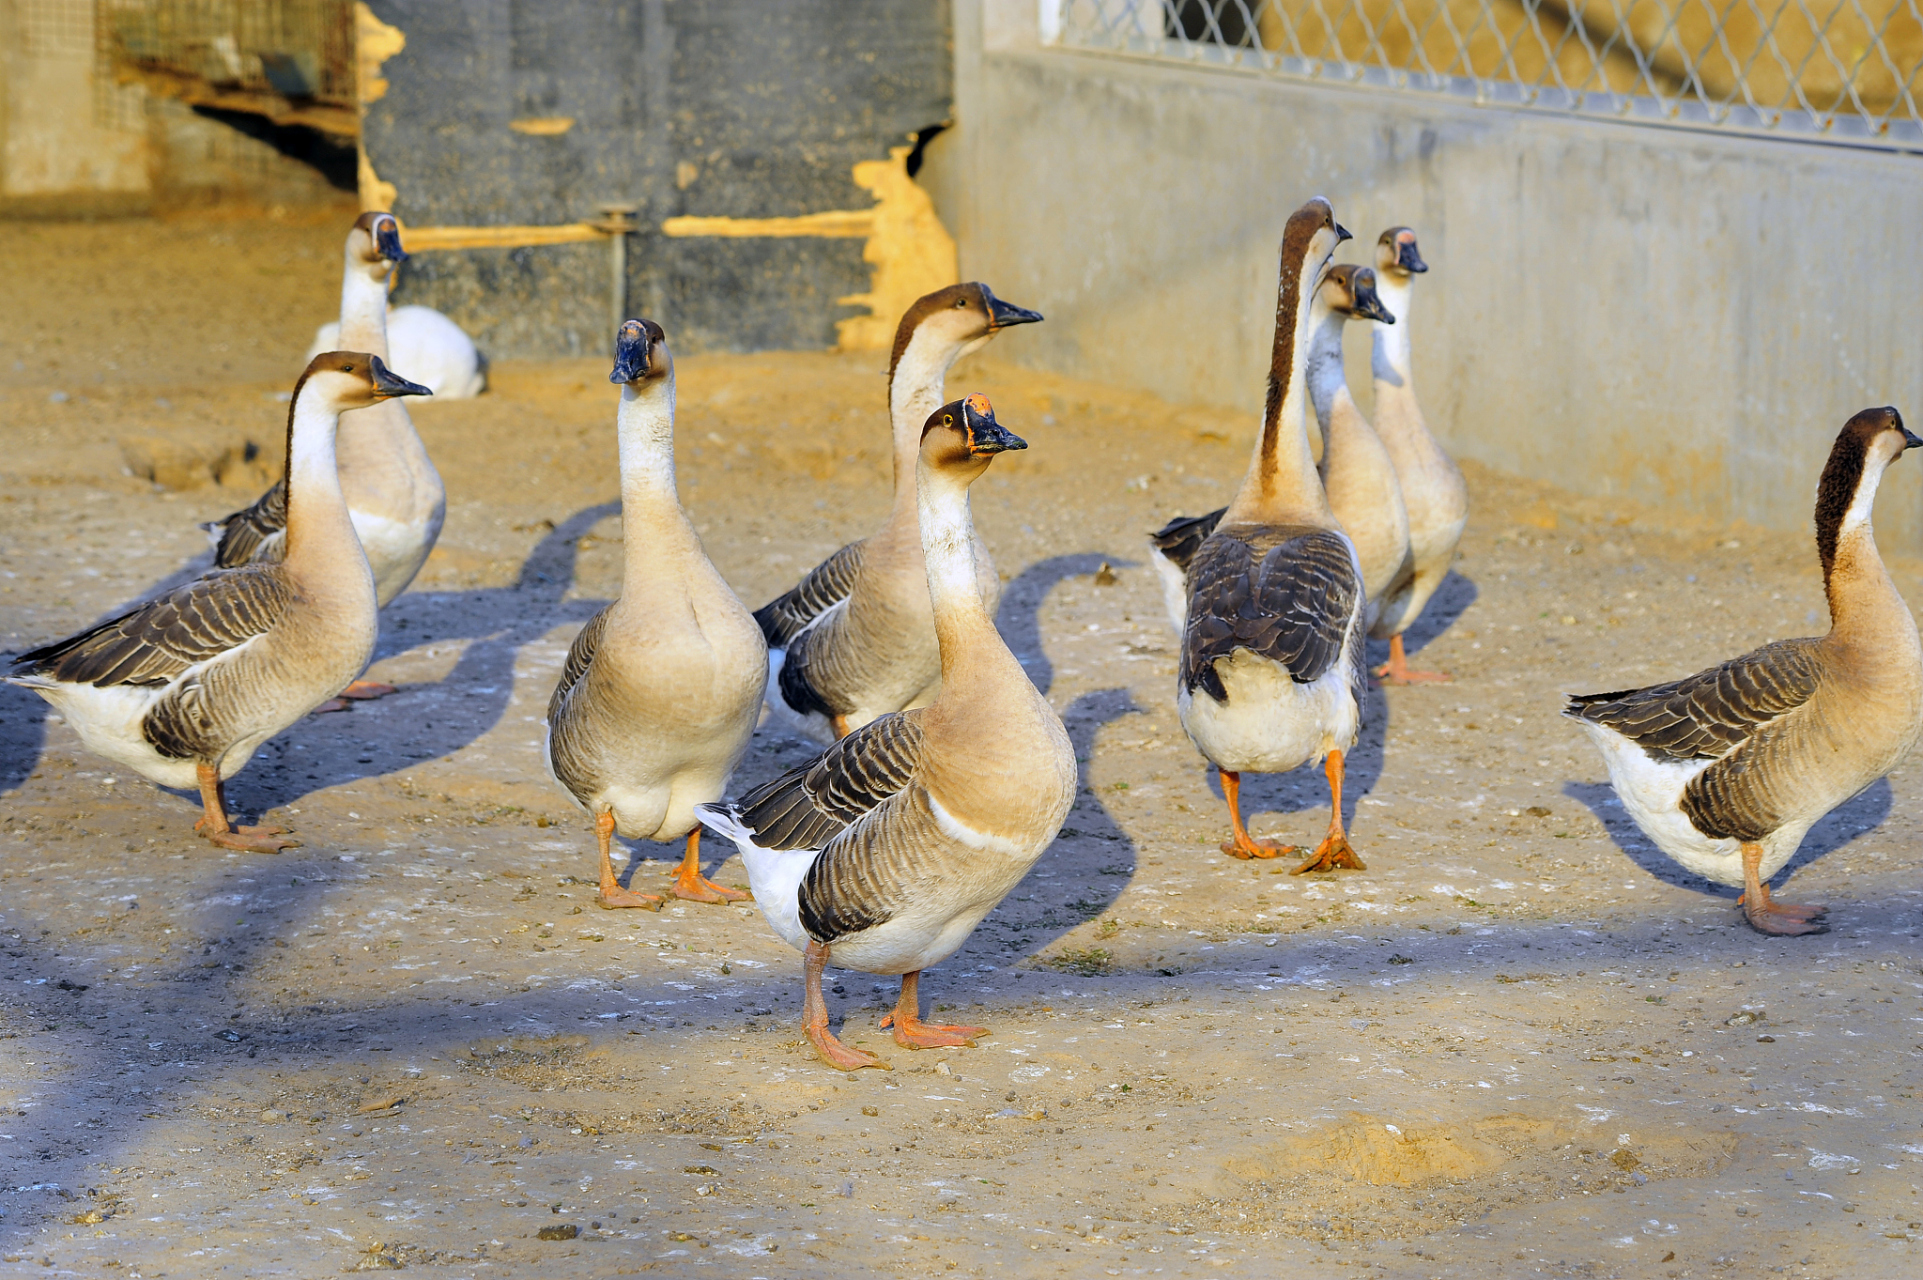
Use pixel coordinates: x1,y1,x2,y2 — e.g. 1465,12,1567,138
0,0,149,216
942,0,1923,542
364,0,953,359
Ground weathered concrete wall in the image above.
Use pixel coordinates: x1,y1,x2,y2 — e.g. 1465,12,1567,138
0,0,150,216
363,0,953,359
944,0,1923,542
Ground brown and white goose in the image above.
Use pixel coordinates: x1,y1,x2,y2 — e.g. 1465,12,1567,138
1565,407,1923,936
1367,227,1466,684
7,353,430,851
544,320,768,909
700,396,1074,1071
1309,263,1411,621
757,283,1042,742
1149,199,1368,874
205,211,446,701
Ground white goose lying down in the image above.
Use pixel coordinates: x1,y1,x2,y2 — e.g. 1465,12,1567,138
309,305,486,400
7,353,431,852
205,212,446,705
1566,407,1923,936
701,395,1075,1071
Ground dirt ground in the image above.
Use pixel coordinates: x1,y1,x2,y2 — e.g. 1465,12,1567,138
2,212,1921,1280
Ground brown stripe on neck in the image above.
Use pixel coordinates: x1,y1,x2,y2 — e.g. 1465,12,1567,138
1813,409,1892,583
1256,213,1323,489
888,283,977,386
279,363,324,510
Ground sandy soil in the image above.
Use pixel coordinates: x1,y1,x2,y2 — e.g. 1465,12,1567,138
1,213,1921,1279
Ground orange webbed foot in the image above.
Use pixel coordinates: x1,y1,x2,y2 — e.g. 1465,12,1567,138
670,866,752,905
880,1010,989,1050
1372,660,1453,685
806,1023,890,1072
1741,897,1827,936
595,885,665,911
311,698,352,714
1291,831,1366,874
202,827,300,853
1219,833,1306,861
338,681,399,700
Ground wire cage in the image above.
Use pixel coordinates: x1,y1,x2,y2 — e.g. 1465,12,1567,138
1054,0,1923,149
98,0,355,109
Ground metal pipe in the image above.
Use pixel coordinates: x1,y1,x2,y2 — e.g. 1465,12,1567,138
593,203,639,347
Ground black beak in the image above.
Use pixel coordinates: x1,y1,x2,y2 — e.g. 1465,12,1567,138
982,286,1043,330
1398,238,1428,273
1350,279,1396,325
368,355,431,399
1334,221,1353,243
609,320,651,383
961,395,1026,455
1903,429,1923,451
374,218,408,265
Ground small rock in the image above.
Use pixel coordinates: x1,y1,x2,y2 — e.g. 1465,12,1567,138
259,1109,284,1123
861,1105,879,1117
1093,562,1118,587
536,1224,579,1241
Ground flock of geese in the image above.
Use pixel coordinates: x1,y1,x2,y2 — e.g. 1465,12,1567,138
6,198,1919,1071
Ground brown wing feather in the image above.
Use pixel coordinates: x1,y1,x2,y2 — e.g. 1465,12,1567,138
207,480,289,567
1563,639,1822,763
1180,525,1362,703
725,711,926,852
1149,507,1225,573
11,566,294,688
754,540,866,647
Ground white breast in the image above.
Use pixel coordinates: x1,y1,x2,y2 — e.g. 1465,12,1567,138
1576,719,1747,885
1179,648,1360,775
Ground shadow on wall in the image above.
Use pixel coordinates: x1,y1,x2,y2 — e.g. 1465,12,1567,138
1563,776,1893,899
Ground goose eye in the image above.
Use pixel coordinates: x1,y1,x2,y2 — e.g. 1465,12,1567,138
954,299,967,308
942,415,954,426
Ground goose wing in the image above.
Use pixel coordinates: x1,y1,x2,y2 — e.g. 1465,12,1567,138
1563,639,1822,762
754,539,867,647
727,710,926,852
1180,525,1362,702
205,480,289,567
549,607,611,713
1149,507,1225,573
10,565,294,688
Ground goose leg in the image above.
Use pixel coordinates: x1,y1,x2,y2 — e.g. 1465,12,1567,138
830,714,852,739
1373,634,1451,685
1292,749,1366,874
1738,843,1826,935
1217,769,1302,860
668,827,752,904
193,763,299,852
593,810,663,910
803,942,888,1071
879,971,988,1049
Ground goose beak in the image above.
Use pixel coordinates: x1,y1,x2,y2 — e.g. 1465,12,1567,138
961,393,1026,455
368,356,432,399
984,288,1044,331
1334,221,1353,243
609,320,651,383
1397,236,1428,274
1902,427,1922,451
374,218,408,265
1351,280,1396,325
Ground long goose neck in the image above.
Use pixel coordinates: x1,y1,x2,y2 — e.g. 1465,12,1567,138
1228,255,1331,524
616,377,693,586
1819,449,1905,644
918,461,1005,685
1371,275,1415,391
336,263,391,358
1306,301,1348,444
889,330,965,514
280,391,360,572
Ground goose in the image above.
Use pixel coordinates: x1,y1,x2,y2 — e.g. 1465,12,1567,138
699,395,1074,1071
1367,227,1467,684
1565,407,1923,936
1149,198,1369,872
205,211,448,702
1150,266,1410,632
6,353,430,851
544,320,768,909
308,305,486,399
756,283,1042,742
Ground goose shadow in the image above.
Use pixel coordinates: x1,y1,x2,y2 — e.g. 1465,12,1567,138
216,502,620,820
996,552,1135,696
1562,776,1894,899
1366,569,1479,671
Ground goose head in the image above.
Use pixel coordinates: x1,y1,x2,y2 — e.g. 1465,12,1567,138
609,318,672,385
1286,197,1351,285
1322,264,1395,324
892,283,1044,374
347,211,408,281
297,351,433,412
1375,227,1428,280
920,394,1027,476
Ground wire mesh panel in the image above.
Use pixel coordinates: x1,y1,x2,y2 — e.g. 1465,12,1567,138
1055,0,1923,149
100,0,355,107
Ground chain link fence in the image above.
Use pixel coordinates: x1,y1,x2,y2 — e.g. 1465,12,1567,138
1053,0,1923,149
